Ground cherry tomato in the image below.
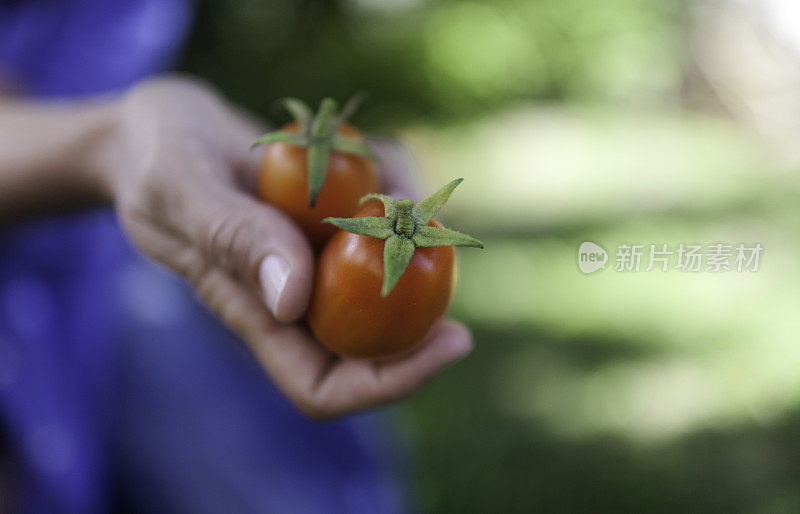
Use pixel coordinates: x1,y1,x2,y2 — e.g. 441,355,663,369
308,201,456,358
254,96,380,250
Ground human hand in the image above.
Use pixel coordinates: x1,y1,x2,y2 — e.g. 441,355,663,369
95,76,473,419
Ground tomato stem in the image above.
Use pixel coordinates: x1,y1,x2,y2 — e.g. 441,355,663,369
251,94,377,208
324,179,484,297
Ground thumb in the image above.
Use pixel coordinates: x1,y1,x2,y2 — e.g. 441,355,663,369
186,186,315,323
187,101,313,323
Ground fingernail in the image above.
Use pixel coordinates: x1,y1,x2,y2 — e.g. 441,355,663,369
442,323,474,359
260,254,290,317
450,337,474,360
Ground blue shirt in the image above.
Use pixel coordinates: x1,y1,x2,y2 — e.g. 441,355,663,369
0,1,407,512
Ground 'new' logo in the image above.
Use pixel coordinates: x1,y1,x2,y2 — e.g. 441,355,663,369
578,242,608,274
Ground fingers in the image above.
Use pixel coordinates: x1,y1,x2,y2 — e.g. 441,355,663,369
191,255,472,419
192,271,473,420
211,194,313,323
173,95,313,321
368,136,425,202
120,78,314,321
172,184,314,323
372,320,473,397
307,320,473,419
122,210,339,411
126,219,472,419
127,187,472,420
163,251,341,409
192,97,317,323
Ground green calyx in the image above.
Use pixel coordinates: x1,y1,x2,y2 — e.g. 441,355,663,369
323,178,484,297
252,93,377,207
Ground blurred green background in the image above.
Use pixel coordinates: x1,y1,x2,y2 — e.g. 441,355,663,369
181,0,800,512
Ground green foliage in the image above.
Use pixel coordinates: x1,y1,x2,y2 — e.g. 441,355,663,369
180,0,682,129
178,2,800,512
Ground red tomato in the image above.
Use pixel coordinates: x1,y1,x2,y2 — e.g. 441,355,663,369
308,201,456,358
257,122,379,250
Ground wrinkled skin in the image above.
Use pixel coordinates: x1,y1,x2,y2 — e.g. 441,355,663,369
257,122,380,250
309,202,456,358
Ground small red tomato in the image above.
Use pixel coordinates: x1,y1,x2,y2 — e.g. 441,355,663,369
308,179,484,358
253,96,380,250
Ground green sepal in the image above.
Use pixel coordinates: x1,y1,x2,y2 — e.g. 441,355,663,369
338,92,367,125
307,98,342,207
413,225,484,248
251,131,308,149
322,216,394,239
412,178,463,225
310,98,339,139
323,179,484,297
307,141,331,207
359,194,398,218
382,235,416,297
253,94,373,207
280,97,313,129
332,135,377,160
